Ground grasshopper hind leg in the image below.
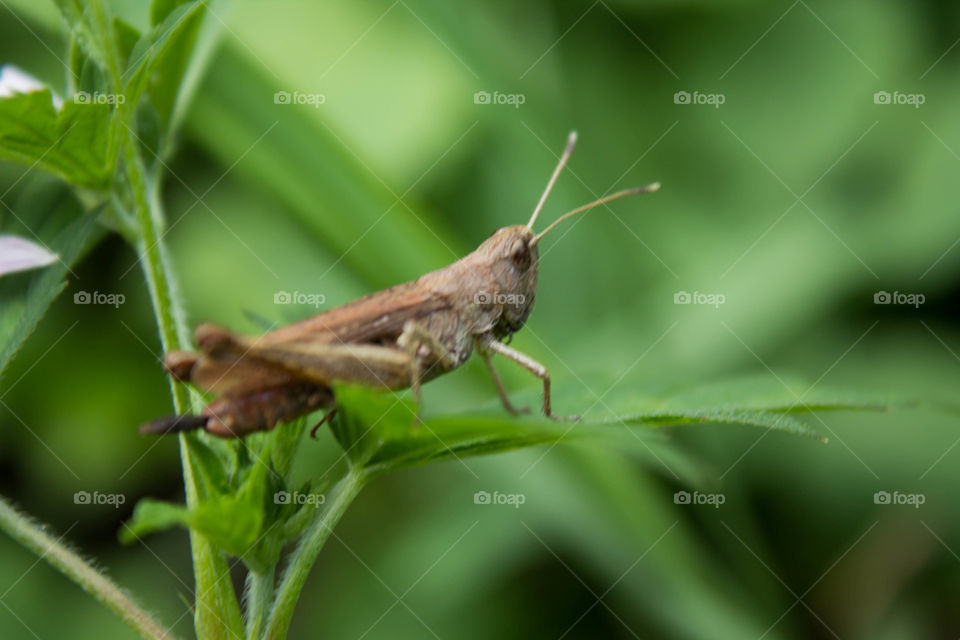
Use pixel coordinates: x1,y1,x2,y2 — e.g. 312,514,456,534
203,383,334,437
139,414,210,435
140,383,334,438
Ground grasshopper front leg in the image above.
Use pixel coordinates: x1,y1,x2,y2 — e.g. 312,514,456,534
479,334,579,422
474,336,530,415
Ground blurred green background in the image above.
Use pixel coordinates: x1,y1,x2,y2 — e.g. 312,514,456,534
2,0,960,638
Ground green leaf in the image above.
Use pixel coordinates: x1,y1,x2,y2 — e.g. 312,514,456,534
125,424,323,572
182,434,231,500
144,0,208,128
123,1,206,134
329,384,419,467
328,376,892,476
0,203,103,381
122,449,267,557
51,0,107,70
112,17,142,67
655,373,888,414
118,499,190,543
150,0,193,25
67,32,88,95
0,90,112,189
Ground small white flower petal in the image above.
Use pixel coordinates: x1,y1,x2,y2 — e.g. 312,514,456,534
0,64,62,109
0,64,45,97
0,235,59,277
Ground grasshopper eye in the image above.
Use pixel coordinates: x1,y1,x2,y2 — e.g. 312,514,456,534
509,239,530,271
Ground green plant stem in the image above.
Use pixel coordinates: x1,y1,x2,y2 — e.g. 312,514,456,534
100,0,242,633
122,127,245,640
262,466,367,640
244,569,275,640
0,496,175,640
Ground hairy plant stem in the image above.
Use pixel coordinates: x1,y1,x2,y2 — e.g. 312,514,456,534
244,569,275,640
122,128,245,640
1,2,246,638
94,0,245,626
0,496,175,640
262,466,368,640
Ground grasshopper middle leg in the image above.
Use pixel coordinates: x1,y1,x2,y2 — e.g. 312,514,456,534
397,320,458,405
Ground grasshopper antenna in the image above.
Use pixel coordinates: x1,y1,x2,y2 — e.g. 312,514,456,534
530,182,660,247
527,131,578,230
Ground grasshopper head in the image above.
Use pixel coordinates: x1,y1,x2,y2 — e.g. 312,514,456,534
479,225,539,337
466,131,659,339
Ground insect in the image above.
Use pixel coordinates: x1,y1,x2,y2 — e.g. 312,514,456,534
140,131,659,438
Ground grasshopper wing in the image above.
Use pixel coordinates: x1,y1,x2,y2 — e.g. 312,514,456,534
261,280,450,347
173,280,449,395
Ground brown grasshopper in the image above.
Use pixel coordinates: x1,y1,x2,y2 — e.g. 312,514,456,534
140,131,659,438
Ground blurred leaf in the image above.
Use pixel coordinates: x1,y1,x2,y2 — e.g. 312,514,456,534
143,0,205,135
0,209,102,381
112,17,141,67
187,47,462,290
0,90,112,189
50,0,108,70
150,0,193,26
122,1,205,134
657,373,889,414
